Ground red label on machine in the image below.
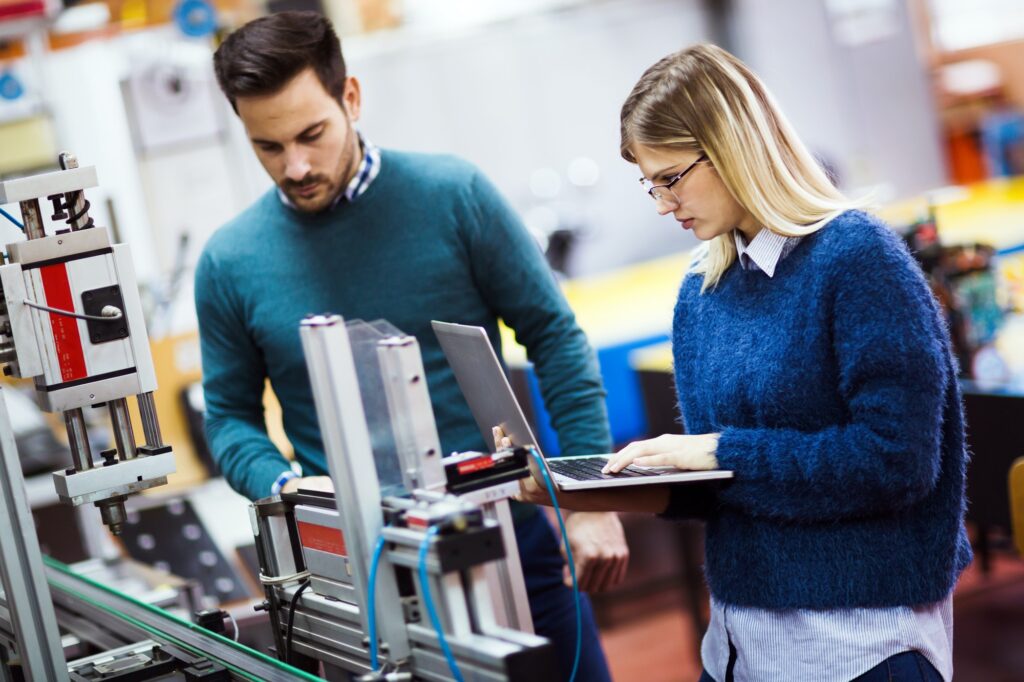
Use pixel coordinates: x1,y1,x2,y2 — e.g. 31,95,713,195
296,521,347,557
457,455,495,475
40,264,87,382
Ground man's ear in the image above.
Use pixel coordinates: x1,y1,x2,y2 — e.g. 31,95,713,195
341,76,362,122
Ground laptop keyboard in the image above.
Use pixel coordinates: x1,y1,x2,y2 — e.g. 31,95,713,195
546,457,661,481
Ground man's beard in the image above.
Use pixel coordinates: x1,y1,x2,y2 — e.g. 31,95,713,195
282,174,337,212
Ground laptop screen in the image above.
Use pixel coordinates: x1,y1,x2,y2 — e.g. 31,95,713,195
432,321,543,456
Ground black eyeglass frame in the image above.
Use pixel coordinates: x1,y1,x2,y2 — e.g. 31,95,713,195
642,153,708,202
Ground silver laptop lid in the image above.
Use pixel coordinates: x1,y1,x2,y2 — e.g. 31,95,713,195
431,321,541,455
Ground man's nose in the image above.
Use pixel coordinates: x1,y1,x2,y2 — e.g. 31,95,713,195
284,151,311,182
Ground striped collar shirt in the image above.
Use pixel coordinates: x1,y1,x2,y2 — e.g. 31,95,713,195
733,228,801,277
703,595,953,681
277,132,381,211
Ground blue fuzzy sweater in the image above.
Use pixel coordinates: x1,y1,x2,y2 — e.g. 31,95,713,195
665,210,972,609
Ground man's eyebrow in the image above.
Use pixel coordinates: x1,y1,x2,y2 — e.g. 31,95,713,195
297,120,327,137
251,120,327,145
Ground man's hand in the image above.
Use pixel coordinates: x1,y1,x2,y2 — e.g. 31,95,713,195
560,511,629,592
281,475,334,494
602,433,720,474
492,426,514,450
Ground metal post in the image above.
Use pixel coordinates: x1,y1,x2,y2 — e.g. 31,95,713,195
107,399,137,460
58,153,91,231
19,199,45,240
136,392,163,447
0,387,69,680
298,315,410,662
63,408,93,471
484,499,534,633
377,336,446,493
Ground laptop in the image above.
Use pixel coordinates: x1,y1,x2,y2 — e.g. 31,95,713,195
432,321,733,491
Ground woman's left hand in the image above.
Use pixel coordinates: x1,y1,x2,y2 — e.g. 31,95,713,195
602,433,721,474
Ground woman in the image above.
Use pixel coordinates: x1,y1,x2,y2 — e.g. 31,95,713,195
521,45,971,681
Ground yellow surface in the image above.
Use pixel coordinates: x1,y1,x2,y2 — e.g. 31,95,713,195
1011,457,1024,557
629,341,673,373
0,116,58,176
880,177,1024,250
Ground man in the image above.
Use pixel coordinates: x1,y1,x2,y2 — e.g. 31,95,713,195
198,11,626,681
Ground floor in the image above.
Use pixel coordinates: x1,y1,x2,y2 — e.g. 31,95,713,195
597,535,1024,682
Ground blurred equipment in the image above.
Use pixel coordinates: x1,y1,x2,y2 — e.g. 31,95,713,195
902,212,1002,374
252,316,558,681
119,496,250,604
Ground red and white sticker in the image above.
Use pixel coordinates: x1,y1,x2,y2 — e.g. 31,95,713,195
296,521,347,557
39,264,87,382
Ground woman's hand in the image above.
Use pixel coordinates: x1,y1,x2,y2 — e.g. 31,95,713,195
602,433,720,474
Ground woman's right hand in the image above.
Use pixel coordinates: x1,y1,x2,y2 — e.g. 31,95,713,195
602,433,720,474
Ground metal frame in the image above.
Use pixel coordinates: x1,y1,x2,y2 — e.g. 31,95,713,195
0,387,68,681
281,315,554,681
298,314,411,661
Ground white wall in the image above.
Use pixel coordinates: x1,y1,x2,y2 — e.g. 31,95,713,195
727,0,946,199
341,0,714,275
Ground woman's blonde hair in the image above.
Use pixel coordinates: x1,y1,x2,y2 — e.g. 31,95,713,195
620,44,863,291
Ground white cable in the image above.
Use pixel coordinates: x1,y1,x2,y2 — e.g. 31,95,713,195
226,610,240,642
22,299,123,321
258,569,311,586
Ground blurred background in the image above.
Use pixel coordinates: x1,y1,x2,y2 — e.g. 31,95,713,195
2,0,1024,680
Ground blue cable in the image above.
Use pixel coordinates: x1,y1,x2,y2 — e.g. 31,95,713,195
367,534,387,671
529,447,582,682
418,525,465,682
0,207,24,231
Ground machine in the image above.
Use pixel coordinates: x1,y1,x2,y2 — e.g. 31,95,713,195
251,316,560,681
0,155,311,681
0,151,175,534
0,158,565,681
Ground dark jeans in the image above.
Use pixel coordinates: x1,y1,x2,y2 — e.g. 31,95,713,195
516,510,613,682
698,650,943,682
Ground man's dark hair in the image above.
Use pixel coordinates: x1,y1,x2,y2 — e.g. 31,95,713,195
213,11,346,112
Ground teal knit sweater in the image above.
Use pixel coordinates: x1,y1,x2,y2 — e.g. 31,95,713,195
195,150,610,500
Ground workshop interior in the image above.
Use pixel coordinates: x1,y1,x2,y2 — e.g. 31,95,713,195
1,0,1024,680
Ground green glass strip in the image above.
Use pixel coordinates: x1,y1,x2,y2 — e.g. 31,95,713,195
43,555,322,681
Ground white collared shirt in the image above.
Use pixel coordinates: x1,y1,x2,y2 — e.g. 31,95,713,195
732,228,801,277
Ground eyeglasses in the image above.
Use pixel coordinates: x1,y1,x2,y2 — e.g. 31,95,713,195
640,153,708,206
